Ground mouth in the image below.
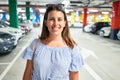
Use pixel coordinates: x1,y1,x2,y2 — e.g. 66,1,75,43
52,27,60,31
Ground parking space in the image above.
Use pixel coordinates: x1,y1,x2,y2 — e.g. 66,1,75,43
0,0,120,80
0,27,120,80
0,26,41,80
71,28,120,80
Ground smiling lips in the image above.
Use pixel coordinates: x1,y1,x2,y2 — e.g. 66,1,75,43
52,27,60,31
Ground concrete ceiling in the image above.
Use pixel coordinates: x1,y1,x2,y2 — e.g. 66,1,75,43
0,0,119,12
0,0,117,7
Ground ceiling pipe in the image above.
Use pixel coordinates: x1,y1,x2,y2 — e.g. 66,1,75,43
70,1,83,3
0,4,46,8
84,0,91,7
91,0,114,8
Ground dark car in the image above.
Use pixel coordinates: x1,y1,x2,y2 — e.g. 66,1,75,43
0,24,5,28
0,32,16,54
0,20,9,27
117,30,120,40
90,22,110,34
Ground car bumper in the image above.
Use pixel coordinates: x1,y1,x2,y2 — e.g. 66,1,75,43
0,43,14,54
117,35,120,40
100,30,110,37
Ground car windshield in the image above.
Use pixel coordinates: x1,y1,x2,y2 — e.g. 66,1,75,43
0,32,12,38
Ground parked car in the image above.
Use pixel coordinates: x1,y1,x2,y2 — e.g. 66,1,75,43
19,20,33,33
74,21,83,27
18,25,28,35
0,27,23,46
99,27,111,37
84,22,95,32
33,22,40,27
0,20,9,27
117,30,120,40
0,32,16,54
0,20,26,35
90,22,111,34
70,21,83,28
0,24,5,28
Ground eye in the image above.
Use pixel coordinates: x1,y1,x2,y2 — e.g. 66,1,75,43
58,18,63,21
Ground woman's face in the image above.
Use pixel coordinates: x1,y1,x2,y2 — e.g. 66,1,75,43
45,10,66,36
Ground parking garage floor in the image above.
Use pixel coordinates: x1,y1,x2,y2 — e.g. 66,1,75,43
0,26,120,80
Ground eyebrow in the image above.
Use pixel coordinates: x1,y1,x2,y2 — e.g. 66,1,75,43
48,17,63,19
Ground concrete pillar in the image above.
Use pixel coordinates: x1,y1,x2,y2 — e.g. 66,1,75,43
82,8,87,31
93,13,97,22
83,8,87,27
79,14,83,22
1,12,6,20
103,13,110,22
9,0,18,28
26,1,30,20
70,12,75,27
110,1,120,39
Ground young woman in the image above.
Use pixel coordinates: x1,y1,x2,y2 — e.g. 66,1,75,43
22,4,84,80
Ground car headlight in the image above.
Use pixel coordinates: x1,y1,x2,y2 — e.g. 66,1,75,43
10,36,16,41
100,30,104,33
0,38,10,43
0,38,4,43
4,36,16,43
9,31,18,34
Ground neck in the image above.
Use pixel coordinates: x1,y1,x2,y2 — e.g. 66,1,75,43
42,35,66,47
48,35,63,41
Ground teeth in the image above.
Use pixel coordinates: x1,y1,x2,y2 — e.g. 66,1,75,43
53,27,59,31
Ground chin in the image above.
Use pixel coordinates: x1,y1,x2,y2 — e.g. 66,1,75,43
52,33,60,36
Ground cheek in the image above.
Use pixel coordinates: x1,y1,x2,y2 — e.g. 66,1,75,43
62,22,66,27
48,21,54,25
46,22,52,28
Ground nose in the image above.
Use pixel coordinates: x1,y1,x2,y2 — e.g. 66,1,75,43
54,19,58,25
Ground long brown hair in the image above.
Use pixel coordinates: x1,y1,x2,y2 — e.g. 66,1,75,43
39,4,76,49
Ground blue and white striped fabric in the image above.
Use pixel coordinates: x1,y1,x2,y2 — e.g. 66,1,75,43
22,39,84,80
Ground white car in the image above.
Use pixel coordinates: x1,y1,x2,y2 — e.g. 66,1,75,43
99,27,111,37
117,30,120,40
84,22,94,32
73,21,83,28
19,20,33,33
0,20,25,35
0,27,23,46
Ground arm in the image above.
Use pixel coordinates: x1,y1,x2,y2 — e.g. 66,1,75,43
23,60,33,80
69,71,79,80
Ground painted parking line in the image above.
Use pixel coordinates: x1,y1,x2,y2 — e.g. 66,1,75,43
0,37,34,80
79,47,98,59
79,47,103,80
84,64,103,80
0,63,10,65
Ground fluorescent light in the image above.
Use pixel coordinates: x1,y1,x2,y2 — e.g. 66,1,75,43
82,11,89,14
65,9,74,13
39,8,46,13
89,9,98,12
101,12,109,14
